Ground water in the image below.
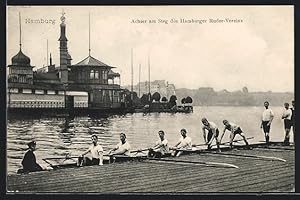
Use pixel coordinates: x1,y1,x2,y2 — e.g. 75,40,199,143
7,106,293,174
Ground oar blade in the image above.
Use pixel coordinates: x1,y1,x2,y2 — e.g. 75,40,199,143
205,161,239,169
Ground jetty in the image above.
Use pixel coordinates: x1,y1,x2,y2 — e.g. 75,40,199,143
7,143,294,193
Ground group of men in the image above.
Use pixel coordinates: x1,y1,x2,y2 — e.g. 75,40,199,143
21,117,247,172
76,117,249,161
261,100,295,146
21,100,295,172
148,118,250,158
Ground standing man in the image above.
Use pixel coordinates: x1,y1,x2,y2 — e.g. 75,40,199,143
261,101,274,144
171,129,192,157
78,134,104,166
201,118,221,152
291,100,295,141
109,133,131,156
282,103,293,146
148,130,170,158
220,120,249,149
21,141,43,173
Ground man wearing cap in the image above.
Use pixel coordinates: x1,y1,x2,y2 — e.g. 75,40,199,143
78,134,104,166
148,130,170,158
201,118,221,152
171,129,192,157
220,120,249,149
21,141,43,173
108,133,131,156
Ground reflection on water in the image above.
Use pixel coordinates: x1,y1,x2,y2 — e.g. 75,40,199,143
7,106,293,174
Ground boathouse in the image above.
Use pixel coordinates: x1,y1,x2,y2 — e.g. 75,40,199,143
7,12,126,112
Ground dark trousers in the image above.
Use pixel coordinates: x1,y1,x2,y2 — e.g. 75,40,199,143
148,149,171,158
207,129,220,150
78,157,100,166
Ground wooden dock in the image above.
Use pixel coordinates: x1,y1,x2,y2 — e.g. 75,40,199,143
7,145,294,193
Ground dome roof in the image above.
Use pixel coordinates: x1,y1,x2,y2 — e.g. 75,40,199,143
11,49,31,66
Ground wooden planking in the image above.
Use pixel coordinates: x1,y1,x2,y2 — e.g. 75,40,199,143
7,148,294,193
131,160,291,192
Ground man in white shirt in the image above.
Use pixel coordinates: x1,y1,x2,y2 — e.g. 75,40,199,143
78,134,103,166
171,129,192,157
260,101,274,144
109,133,131,156
282,102,293,146
201,118,221,152
220,120,249,149
148,130,170,158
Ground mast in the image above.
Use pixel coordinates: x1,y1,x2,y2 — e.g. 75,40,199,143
47,39,49,66
148,54,151,96
19,12,22,50
89,12,91,56
139,63,141,97
131,48,134,96
50,53,52,66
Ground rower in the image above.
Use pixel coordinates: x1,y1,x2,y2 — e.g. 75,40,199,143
201,118,221,152
78,134,103,166
171,129,192,157
108,133,131,156
21,141,43,173
148,130,170,158
220,120,250,149
282,103,292,146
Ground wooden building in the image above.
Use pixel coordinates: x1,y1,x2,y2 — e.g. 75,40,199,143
7,12,126,112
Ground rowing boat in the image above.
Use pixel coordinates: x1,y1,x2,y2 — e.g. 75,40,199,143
16,154,147,174
16,139,292,174
16,138,252,174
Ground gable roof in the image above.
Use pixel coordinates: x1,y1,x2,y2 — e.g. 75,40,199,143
74,55,114,68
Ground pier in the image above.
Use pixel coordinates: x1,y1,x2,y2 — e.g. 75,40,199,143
7,144,294,193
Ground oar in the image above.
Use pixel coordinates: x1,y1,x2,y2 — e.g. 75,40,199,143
131,148,150,153
145,157,239,169
42,158,56,168
112,155,239,168
215,136,255,146
253,145,294,151
192,137,254,148
258,140,295,146
253,147,295,151
208,152,286,162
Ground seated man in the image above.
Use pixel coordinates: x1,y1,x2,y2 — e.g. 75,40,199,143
108,133,131,156
220,120,249,149
21,141,43,173
78,134,103,166
148,130,170,158
171,129,192,157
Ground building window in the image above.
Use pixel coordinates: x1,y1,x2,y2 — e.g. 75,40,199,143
22,89,32,94
102,71,107,81
90,70,94,79
89,70,99,80
95,70,99,79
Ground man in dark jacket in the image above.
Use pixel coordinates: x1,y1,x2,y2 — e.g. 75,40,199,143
21,141,43,173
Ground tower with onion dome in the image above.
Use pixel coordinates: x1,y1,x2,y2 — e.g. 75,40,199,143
8,13,34,84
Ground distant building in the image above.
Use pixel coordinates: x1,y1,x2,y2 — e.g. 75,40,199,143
123,80,176,98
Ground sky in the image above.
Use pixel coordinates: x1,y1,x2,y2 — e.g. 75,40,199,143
7,6,294,92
